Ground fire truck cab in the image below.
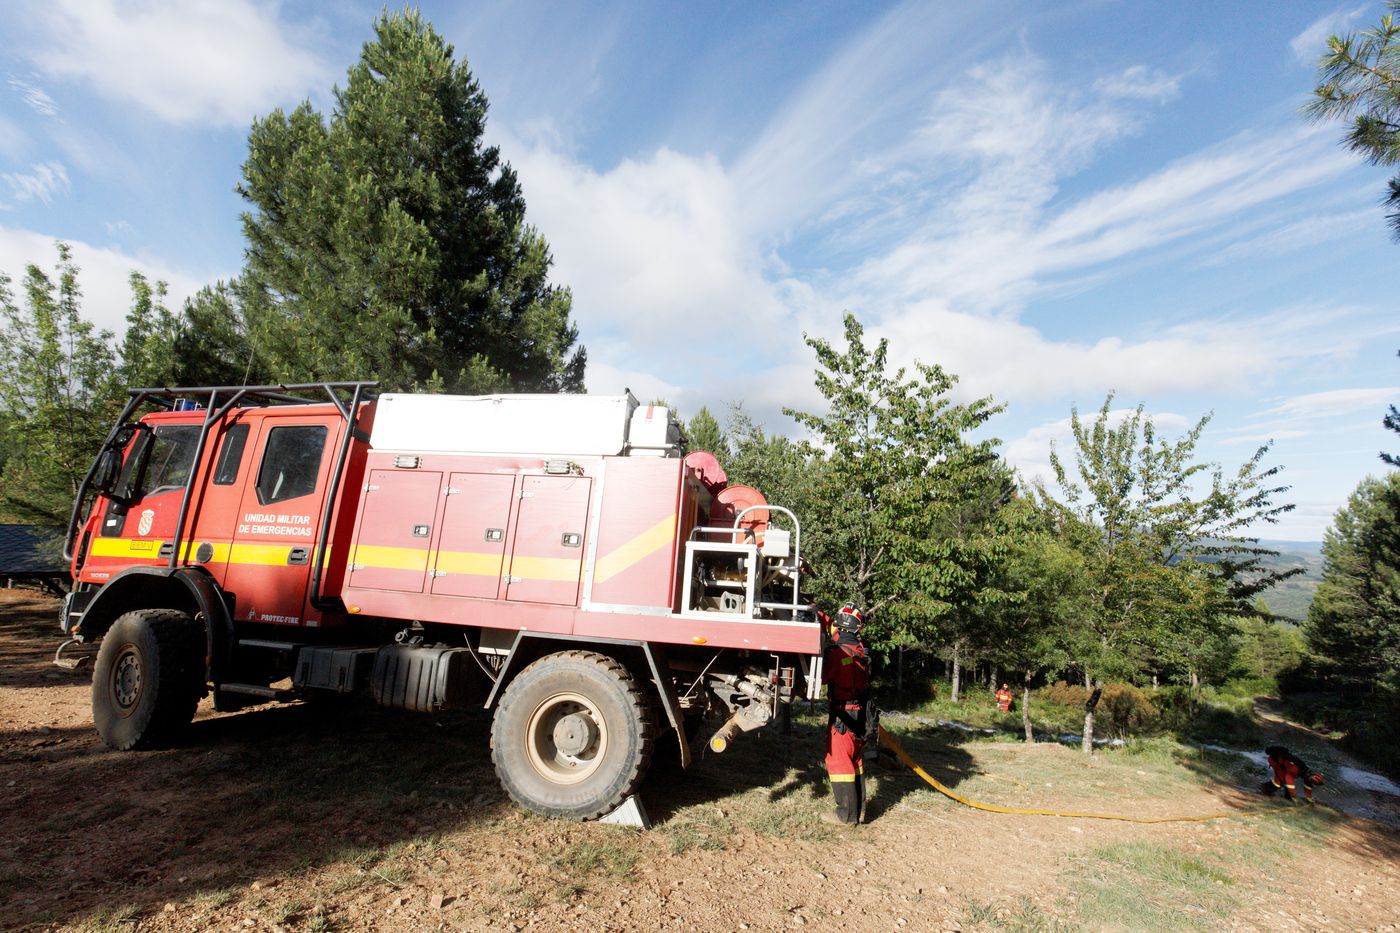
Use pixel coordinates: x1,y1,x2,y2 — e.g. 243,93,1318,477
60,383,823,821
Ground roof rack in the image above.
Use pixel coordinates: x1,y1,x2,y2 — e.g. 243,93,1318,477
128,381,379,413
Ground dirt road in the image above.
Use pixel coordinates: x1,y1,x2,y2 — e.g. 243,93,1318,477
4,590,1399,932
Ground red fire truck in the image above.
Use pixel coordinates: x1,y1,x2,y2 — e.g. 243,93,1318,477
59,383,822,820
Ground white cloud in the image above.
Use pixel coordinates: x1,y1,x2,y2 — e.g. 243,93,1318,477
27,0,331,126
509,136,790,370
1093,65,1182,102
1291,6,1369,65
1259,387,1399,421
6,76,59,118
105,220,135,237
1197,207,1378,267
1,162,70,207
0,227,204,336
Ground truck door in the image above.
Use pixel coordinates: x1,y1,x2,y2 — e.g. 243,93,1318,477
431,472,517,599
223,416,340,625
86,421,203,577
347,469,444,593
504,474,592,606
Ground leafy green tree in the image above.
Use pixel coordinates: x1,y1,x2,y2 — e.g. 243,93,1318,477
233,10,584,392
1306,472,1400,695
784,313,1006,656
685,406,728,457
1305,2,1400,237
983,499,1082,739
723,402,822,523
1042,395,1298,751
0,244,117,522
118,272,180,388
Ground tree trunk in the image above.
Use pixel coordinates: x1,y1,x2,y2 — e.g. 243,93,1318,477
1152,673,1158,692
951,641,962,704
990,665,998,692
896,646,904,697
1082,680,1102,755
1022,670,1034,743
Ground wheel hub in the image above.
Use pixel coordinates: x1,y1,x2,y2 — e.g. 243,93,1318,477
112,647,142,713
552,712,598,757
524,692,609,785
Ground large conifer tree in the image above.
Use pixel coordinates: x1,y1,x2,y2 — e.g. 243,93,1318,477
233,10,585,392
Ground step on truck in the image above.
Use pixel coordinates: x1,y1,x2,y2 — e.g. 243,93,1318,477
58,383,823,819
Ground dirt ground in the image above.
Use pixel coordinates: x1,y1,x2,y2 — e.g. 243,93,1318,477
4,589,1400,933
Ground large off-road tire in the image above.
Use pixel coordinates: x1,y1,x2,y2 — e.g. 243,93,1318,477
491,651,654,820
92,609,204,750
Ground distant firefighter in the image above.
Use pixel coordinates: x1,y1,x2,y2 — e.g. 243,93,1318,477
995,683,1013,713
1260,745,1324,804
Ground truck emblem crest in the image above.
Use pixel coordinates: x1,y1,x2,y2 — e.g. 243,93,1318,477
138,509,154,536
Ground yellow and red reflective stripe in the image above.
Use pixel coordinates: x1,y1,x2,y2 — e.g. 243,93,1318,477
89,512,680,587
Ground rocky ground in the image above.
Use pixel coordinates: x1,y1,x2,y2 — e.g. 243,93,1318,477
3,589,1399,932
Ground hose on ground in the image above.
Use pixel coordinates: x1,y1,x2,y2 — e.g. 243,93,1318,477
877,725,1301,824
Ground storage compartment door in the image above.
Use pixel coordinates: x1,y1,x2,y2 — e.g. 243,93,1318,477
348,469,443,592
431,472,517,599
505,475,592,606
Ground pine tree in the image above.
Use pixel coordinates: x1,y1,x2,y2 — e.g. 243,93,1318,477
234,10,584,392
685,406,727,457
1305,2,1400,238
1306,473,1400,694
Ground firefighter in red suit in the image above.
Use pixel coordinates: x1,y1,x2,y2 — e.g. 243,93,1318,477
995,683,1014,712
822,604,870,825
1262,745,1323,804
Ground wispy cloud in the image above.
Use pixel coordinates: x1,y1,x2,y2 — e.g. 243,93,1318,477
1259,387,1399,420
26,0,331,126
6,76,58,118
1,162,69,207
1093,65,1182,102
1290,5,1370,66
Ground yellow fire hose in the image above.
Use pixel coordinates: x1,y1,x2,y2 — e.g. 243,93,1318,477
877,726,1301,824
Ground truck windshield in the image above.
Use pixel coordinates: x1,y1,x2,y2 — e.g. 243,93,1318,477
137,424,202,498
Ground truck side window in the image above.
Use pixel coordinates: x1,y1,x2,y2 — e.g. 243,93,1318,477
140,425,202,497
256,425,328,505
213,424,250,485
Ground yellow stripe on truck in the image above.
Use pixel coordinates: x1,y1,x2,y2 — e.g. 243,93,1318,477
89,538,296,567
593,514,675,583
89,512,678,587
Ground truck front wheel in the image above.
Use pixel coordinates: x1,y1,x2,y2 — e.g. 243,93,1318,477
491,651,654,820
92,609,204,750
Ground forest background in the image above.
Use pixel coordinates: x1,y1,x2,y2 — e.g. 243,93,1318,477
2,9,1397,775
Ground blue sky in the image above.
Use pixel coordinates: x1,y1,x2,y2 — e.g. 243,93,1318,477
1,1,1396,540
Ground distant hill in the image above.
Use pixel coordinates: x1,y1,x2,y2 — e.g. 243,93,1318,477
1252,540,1324,622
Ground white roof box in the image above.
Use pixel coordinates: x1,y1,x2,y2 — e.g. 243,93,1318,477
371,392,678,457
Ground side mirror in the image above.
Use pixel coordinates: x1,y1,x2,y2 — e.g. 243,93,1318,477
94,448,122,494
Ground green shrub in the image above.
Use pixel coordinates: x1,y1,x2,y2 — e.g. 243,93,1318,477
1041,680,1090,708
1097,683,1159,737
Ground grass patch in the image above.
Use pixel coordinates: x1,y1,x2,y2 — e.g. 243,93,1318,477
666,801,733,851
77,903,141,932
1071,841,1237,931
962,897,1076,932
548,840,638,879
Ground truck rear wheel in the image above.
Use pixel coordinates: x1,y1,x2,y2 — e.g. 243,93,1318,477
92,609,204,750
491,651,654,820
